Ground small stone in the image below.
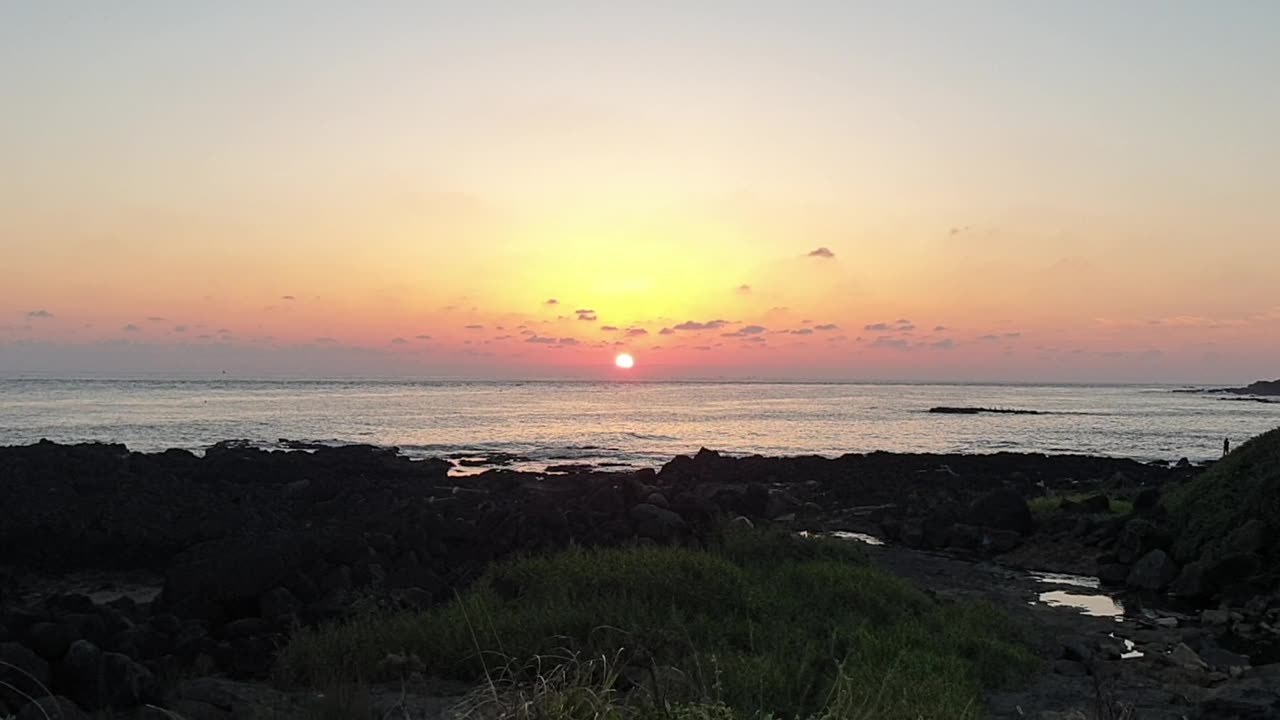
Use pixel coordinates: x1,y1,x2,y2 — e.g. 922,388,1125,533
1201,609,1231,626
1169,642,1207,670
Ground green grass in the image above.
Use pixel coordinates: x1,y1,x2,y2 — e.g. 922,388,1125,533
1028,494,1132,517
1164,425,1280,561
276,527,1035,719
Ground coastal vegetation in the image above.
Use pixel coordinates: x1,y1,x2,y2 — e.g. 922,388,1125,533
1164,425,1280,563
278,526,1036,719
1028,493,1133,518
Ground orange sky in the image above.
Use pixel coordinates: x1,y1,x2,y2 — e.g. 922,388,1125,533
2,4,1278,381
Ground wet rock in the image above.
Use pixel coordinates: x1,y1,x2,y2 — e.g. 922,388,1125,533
1127,549,1179,591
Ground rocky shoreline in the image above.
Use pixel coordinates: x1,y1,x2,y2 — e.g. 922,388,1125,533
2,440,1277,718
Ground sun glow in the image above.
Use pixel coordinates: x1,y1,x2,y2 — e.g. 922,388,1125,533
614,353,635,370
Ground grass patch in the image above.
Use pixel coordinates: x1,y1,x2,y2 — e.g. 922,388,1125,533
1028,494,1132,517
1164,425,1280,561
277,527,1035,719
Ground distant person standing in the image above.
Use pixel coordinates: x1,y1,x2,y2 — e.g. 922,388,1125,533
1224,437,1230,456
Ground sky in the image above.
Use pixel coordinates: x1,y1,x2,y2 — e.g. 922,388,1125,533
2,1,1278,382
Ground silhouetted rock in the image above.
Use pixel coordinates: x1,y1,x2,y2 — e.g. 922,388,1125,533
1127,549,1179,591
16,696,89,720
0,642,50,710
967,489,1034,535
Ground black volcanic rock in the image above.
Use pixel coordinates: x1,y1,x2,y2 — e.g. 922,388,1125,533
1210,379,1280,396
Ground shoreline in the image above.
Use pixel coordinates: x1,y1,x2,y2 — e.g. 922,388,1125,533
1,439,1275,717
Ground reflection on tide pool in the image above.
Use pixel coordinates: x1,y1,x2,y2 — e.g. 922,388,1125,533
1038,590,1125,619
828,531,885,545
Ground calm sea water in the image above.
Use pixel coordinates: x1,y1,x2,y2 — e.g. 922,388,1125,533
1,380,1276,472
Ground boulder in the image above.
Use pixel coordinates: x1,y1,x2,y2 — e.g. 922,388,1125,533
17,696,90,720
1127,549,1179,591
0,642,51,710
26,622,76,661
1199,663,1280,717
1097,563,1130,587
1133,487,1160,513
1225,520,1269,556
258,587,300,622
162,535,315,621
1171,561,1209,599
1116,519,1171,564
1062,494,1110,514
966,489,1033,534
629,503,687,541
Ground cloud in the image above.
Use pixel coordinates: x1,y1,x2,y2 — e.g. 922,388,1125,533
415,334,432,340
814,323,839,331
736,284,752,294
659,327,675,335
744,336,766,343
625,328,649,336
281,295,296,301
576,309,597,321
790,328,814,335
808,247,835,259
26,310,54,319
390,337,408,345
674,320,729,331
558,337,580,346
873,336,910,349
545,298,559,305
122,324,140,333
694,345,712,351
723,325,767,337
864,320,913,332
930,339,956,350
601,325,619,332
1004,332,1022,339
933,325,947,331
526,335,558,344
464,324,484,330
174,325,187,333
315,337,337,344
146,316,166,322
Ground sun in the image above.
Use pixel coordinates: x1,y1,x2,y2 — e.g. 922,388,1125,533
614,353,635,370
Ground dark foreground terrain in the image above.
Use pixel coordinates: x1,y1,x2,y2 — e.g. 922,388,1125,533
2,435,1279,718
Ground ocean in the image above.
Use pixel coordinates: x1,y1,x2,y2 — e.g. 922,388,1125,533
1,379,1275,473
